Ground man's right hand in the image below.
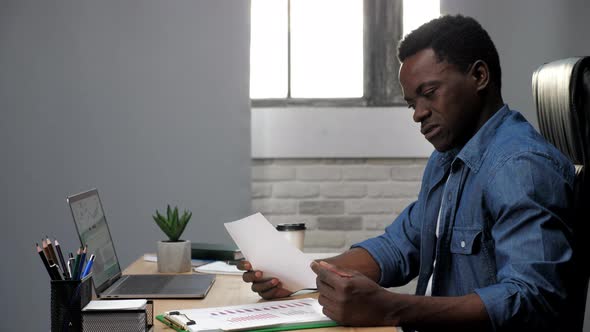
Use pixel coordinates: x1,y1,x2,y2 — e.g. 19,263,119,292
237,260,294,299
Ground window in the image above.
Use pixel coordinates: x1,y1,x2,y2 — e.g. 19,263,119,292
250,0,439,106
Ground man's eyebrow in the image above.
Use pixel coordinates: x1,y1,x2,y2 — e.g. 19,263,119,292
415,80,440,94
403,80,440,103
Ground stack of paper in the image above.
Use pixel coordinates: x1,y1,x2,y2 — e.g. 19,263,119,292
82,299,150,331
194,261,242,275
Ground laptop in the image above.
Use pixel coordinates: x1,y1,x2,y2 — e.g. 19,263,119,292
67,188,215,299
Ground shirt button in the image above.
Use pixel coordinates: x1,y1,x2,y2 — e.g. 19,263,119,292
460,240,466,248
447,192,452,202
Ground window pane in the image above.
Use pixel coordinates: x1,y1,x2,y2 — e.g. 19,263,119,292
250,0,288,99
403,0,440,36
290,0,363,98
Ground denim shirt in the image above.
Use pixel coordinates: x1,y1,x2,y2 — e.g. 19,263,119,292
354,106,578,331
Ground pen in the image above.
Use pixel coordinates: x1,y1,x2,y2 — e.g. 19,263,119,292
67,253,74,278
36,243,54,280
76,246,87,280
81,254,95,279
54,239,69,279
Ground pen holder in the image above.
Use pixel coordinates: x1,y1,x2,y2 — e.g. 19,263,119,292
50,275,93,332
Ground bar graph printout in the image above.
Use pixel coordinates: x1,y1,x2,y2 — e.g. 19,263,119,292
161,298,335,331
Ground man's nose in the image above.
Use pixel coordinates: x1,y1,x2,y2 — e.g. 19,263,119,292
413,103,430,123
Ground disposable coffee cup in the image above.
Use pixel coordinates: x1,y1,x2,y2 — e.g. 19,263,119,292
276,223,306,250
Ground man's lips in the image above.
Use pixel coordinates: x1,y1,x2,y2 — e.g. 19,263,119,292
421,124,441,140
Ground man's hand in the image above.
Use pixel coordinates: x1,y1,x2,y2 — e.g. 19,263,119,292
311,261,399,327
237,260,293,299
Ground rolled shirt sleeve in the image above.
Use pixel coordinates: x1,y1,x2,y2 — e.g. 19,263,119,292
475,152,575,331
353,200,423,287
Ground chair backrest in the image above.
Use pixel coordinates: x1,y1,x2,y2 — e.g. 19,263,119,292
532,56,590,332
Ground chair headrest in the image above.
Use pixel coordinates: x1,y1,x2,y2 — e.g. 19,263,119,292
532,57,590,170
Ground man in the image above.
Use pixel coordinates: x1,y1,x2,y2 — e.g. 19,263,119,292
239,15,579,331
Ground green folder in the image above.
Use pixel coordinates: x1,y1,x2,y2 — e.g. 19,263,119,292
156,314,339,332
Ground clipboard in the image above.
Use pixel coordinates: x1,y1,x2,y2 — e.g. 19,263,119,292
156,314,338,332
155,298,338,332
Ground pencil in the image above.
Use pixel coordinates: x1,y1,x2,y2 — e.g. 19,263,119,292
45,236,59,265
72,247,81,280
54,239,69,279
42,238,52,263
36,243,54,280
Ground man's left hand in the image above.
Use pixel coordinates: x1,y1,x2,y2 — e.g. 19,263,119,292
310,260,399,327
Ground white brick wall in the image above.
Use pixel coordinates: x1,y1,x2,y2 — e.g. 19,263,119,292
251,158,427,251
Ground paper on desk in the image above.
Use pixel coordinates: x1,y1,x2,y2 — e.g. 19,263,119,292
83,299,147,311
224,213,316,291
194,261,242,275
143,253,212,267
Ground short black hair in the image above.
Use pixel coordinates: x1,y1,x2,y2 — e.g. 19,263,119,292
398,15,502,90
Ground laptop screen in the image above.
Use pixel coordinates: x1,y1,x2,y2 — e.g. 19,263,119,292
67,189,122,291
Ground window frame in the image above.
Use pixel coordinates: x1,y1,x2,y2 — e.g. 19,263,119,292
251,0,404,107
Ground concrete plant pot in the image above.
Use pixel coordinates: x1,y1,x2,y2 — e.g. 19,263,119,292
157,240,191,273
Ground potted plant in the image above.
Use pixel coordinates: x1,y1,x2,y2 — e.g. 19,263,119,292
153,205,192,272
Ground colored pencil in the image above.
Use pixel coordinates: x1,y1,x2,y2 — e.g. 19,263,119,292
36,243,54,280
72,247,81,280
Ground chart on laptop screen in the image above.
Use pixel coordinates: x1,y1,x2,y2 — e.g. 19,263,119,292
70,193,120,288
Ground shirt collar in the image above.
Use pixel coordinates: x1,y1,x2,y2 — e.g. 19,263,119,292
456,104,511,173
436,104,510,173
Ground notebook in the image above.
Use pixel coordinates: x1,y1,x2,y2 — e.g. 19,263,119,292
157,298,337,332
67,188,215,299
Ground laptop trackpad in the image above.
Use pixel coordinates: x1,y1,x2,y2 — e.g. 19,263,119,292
109,274,215,298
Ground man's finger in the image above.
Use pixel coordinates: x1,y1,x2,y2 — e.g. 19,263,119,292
242,270,263,283
317,293,337,310
318,261,353,277
322,306,340,323
316,276,337,298
311,261,352,287
251,278,279,293
236,260,252,271
259,282,292,299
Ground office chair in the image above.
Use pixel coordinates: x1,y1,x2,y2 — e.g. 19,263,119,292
532,56,590,331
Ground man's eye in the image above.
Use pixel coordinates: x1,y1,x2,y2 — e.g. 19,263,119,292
423,89,436,98
407,104,415,110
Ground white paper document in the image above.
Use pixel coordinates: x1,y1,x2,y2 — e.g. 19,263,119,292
143,253,212,267
83,299,147,311
224,213,317,291
161,298,334,332
194,261,242,275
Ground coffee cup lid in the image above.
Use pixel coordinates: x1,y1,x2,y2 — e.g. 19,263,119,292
276,223,306,231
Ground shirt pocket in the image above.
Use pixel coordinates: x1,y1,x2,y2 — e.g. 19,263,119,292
450,227,482,255
448,226,496,294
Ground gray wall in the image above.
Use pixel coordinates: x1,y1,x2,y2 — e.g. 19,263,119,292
0,1,251,330
441,0,590,127
442,1,590,329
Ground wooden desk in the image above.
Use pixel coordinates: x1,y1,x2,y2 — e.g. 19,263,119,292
124,256,397,332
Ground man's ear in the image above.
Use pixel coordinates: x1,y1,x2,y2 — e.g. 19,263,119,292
470,60,490,92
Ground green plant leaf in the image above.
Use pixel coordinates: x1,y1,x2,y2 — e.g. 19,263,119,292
153,205,191,242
